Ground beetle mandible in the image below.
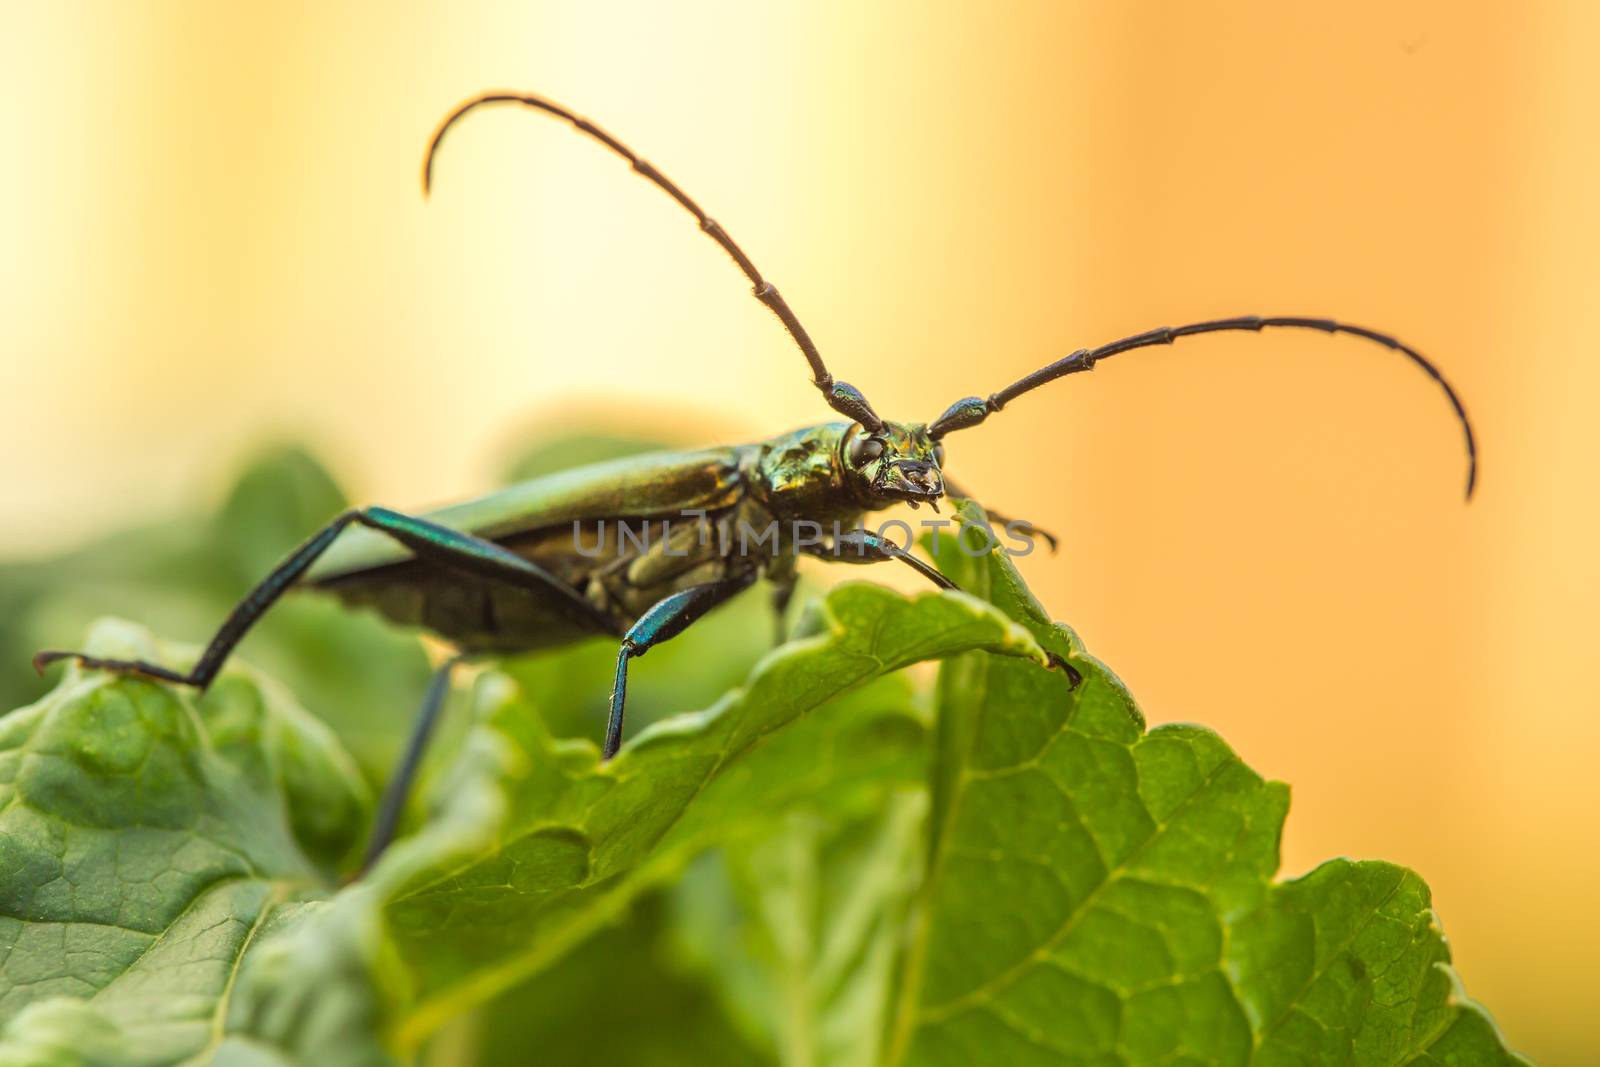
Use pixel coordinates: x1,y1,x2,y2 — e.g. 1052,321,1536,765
34,91,1477,869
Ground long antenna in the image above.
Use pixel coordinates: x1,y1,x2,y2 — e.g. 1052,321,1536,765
928,315,1478,499
423,92,885,431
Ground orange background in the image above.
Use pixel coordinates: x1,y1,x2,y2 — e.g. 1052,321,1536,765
3,4,1595,1061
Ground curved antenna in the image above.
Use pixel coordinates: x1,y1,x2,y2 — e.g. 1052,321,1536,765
423,92,885,432
928,316,1478,499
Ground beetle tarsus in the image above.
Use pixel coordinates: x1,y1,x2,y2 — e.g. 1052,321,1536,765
1046,652,1083,689
31,650,197,687
1012,520,1059,554
802,530,956,591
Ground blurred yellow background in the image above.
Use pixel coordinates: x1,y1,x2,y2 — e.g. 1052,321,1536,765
3,2,1595,1061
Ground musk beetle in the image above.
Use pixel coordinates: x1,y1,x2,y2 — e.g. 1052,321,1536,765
35,92,1477,869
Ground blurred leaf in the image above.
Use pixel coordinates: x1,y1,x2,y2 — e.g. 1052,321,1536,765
214,444,348,580
464,891,773,1067
671,794,926,1067
0,620,370,1066
499,431,680,485
880,505,1528,1067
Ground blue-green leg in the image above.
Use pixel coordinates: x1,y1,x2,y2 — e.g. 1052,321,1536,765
802,530,957,590
33,505,615,689
358,652,466,875
804,532,1080,687
606,572,757,760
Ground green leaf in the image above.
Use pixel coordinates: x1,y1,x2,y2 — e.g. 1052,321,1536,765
0,475,1528,1066
0,620,370,1066
882,505,1527,1067
220,581,1046,1061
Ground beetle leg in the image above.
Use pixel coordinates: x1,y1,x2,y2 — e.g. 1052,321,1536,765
771,576,798,646
804,533,1081,689
33,506,615,691
801,530,956,591
357,652,467,877
941,475,1059,553
606,571,757,761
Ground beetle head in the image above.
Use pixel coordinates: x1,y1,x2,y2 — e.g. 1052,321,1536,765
842,421,945,510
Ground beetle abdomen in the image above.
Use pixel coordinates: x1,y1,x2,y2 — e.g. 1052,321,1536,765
314,557,606,653
312,503,762,653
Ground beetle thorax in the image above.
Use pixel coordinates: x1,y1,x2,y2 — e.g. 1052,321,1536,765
754,424,867,526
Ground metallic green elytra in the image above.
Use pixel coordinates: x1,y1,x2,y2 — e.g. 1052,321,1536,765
306,421,953,656
35,90,1478,872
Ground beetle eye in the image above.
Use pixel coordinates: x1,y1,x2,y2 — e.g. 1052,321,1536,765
849,435,886,465
932,443,945,466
